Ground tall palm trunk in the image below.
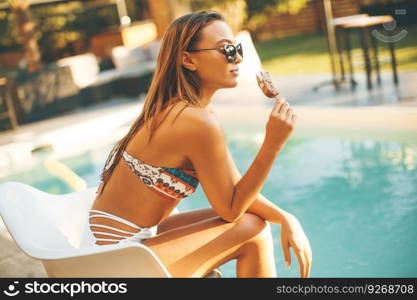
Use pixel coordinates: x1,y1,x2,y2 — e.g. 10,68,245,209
8,0,42,72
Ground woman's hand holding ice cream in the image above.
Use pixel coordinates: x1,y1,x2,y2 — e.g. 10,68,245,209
256,70,297,150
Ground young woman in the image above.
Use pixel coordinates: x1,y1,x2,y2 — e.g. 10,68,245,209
87,10,312,278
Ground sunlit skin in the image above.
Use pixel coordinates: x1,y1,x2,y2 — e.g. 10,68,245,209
90,20,312,278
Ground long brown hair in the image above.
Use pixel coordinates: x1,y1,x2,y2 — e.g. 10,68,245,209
96,10,224,196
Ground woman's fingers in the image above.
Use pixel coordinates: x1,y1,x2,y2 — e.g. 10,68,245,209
294,245,313,278
291,113,297,125
297,247,312,278
271,97,285,115
274,97,287,111
303,250,311,278
295,249,307,278
279,101,289,115
286,107,294,122
280,216,311,277
306,247,313,277
281,235,292,268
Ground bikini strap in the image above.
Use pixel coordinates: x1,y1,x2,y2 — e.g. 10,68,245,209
89,209,144,230
90,230,134,239
93,237,126,243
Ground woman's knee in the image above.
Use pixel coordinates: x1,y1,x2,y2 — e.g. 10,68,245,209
236,213,274,248
233,213,268,239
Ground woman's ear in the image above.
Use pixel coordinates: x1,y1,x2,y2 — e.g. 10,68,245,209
181,51,197,71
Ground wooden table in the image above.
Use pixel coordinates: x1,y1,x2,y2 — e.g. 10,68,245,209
334,15,399,90
333,14,368,87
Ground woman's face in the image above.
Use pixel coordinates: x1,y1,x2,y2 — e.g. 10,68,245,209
183,20,242,91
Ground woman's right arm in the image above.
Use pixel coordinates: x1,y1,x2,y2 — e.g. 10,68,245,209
183,98,296,222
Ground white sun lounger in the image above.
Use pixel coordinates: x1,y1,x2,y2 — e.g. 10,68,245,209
0,181,221,278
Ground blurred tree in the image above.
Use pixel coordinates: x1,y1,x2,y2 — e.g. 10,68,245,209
186,0,310,32
0,1,123,63
32,1,119,62
190,0,246,34
126,0,150,22
4,0,42,72
244,0,310,31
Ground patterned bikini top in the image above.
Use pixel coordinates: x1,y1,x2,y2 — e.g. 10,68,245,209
96,150,199,201
121,151,199,201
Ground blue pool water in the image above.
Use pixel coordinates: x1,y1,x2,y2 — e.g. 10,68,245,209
1,124,416,278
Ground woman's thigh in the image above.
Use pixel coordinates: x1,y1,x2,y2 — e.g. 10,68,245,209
157,208,218,234
143,213,267,277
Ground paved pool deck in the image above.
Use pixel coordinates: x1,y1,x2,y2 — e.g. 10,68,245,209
1,70,416,277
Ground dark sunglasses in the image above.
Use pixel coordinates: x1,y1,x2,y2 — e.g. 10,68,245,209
189,43,243,63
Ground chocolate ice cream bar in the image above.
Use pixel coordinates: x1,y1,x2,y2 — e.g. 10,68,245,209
256,70,279,98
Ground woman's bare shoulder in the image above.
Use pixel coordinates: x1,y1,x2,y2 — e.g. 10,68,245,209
171,104,223,145
175,103,219,129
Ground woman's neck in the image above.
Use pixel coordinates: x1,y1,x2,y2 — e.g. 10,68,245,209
199,86,217,108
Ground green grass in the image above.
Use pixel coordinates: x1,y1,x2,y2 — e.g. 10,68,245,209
254,24,417,75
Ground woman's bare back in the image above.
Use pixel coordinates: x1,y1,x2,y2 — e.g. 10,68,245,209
90,101,214,242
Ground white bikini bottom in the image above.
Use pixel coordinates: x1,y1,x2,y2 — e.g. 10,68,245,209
81,209,158,247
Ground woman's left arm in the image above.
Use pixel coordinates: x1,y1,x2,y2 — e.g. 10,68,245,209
226,147,312,277
225,147,290,223
246,192,288,224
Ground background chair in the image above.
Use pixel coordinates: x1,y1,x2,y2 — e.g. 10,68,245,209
0,181,221,278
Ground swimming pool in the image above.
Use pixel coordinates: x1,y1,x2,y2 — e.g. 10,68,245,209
1,122,416,278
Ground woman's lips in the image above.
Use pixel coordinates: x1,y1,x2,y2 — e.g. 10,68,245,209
231,69,239,76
